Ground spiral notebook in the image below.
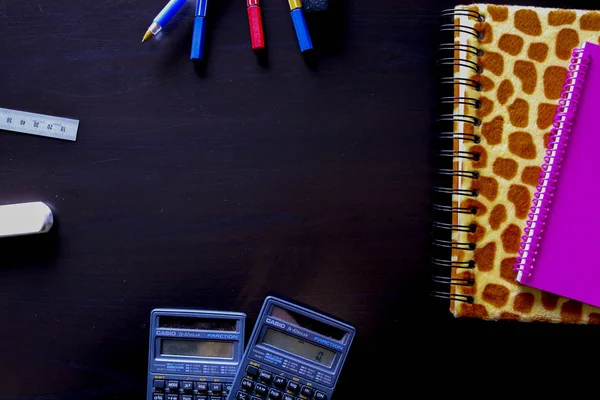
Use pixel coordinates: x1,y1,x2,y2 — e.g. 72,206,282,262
515,41,600,307
432,4,600,324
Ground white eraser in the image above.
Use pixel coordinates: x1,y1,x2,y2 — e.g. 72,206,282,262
0,202,54,238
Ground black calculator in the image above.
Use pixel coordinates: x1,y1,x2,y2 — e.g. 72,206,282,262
229,297,355,400
146,308,246,400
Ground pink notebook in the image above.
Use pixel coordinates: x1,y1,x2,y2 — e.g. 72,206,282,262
515,41,600,308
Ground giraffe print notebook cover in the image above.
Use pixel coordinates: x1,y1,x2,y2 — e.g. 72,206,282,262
437,4,600,324
515,41,600,308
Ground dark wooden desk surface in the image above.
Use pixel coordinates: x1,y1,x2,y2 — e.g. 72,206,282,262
2,0,600,398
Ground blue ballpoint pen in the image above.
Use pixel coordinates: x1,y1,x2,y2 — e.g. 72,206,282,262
142,0,188,42
190,0,208,60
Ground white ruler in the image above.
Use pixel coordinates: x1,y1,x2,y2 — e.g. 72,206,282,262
0,107,79,141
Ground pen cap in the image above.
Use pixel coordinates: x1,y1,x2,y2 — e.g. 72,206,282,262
0,202,53,238
290,9,313,52
190,17,207,60
247,6,265,50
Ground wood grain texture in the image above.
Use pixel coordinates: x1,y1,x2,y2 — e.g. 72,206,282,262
1,0,599,398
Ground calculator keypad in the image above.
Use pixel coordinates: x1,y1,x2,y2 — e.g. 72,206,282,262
151,376,232,400
235,365,328,400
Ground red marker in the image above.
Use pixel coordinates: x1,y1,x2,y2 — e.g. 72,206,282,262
246,0,265,50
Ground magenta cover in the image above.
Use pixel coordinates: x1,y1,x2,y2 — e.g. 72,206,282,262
516,42,600,308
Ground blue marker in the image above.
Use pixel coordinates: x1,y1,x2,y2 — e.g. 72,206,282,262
190,0,208,60
142,0,188,43
288,0,313,52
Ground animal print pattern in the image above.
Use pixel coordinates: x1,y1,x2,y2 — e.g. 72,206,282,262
449,4,600,323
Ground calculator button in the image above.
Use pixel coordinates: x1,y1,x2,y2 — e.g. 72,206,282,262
195,397,207,400
210,397,221,400
154,380,166,389
286,381,300,393
182,396,193,400
282,395,294,400
314,392,327,400
268,388,282,399
196,382,208,392
166,395,179,400
273,376,286,388
225,383,233,392
255,383,268,396
236,391,249,400
241,379,255,391
167,381,180,390
210,383,223,393
246,365,260,378
300,386,314,398
153,394,165,400
259,370,273,383
182,382,194,391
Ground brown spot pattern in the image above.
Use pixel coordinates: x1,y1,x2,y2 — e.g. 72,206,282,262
458,303,489,319
522,166,542,186
472,176,498,201
537,103,557,129
589,313,600,324
469,145,487,169
481,116,503,145
580,12,600,31
475,22,493,44
474,242,496,272
527,42,549,63
500,312,520,321
461,199,487,216
514,61,537,95
493,157,518,179
513,293,534,313
477,97,494,119
477,75,495,92
489,204,507,230
509,132,536,160
498,33,524,56
455,271,476,295
479,51,504,76
544,66,568,99
467,222,486,243
500,257,518,282
541,291,560,310
501,224,521,253
487,5,508,21
555,28,580,60
544,132,551,148
453,83,460,109
561,300,583,323
508,185,531,219
515,9,542,36
464,123,474,135
507,98,530,127
482,284,510,308
497,80,514,105
548,10,577,26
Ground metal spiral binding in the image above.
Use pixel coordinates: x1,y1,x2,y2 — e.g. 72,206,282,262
514,48,590,282
431,8,484,303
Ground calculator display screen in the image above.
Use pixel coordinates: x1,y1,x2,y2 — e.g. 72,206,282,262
262,329,335,367
160,339,234,359
159,316,237,331
270,306,346,340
